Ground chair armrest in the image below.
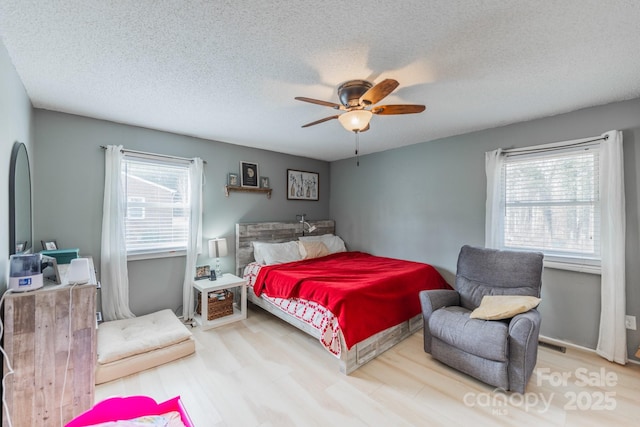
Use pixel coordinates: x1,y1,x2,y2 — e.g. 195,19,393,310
419,289,460,353
419,289,459,316
508,309,542,393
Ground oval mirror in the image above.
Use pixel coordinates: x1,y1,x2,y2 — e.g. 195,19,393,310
9,141,32,255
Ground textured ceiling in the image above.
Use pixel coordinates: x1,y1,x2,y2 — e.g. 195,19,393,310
1,1,640,161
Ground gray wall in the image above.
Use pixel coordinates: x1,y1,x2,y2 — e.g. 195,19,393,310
33,110,330,315
6,26,639,360
330,98,640,361
0,40,34,293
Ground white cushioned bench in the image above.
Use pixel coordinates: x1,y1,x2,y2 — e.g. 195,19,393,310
95,309,195,384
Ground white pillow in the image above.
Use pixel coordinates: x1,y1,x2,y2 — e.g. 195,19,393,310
299,234,346,254
252,241,302,265
252,241,267,264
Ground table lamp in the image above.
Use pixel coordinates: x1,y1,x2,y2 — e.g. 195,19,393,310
208,238,228,280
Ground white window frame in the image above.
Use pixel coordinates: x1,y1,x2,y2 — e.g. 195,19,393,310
122,153,191,260
491,138,604,275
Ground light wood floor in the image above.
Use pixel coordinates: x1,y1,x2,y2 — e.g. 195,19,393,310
96,305,640,426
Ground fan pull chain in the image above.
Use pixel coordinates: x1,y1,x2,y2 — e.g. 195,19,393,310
355,131,360,167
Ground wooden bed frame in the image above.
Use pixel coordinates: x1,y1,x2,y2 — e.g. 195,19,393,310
235,220,423,374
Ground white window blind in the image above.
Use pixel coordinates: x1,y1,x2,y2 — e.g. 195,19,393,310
502,146,600,265
122,155,190,255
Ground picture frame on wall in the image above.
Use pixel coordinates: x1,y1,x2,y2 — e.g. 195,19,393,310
287,169,319,201
240,161,259,188
260,176,270,188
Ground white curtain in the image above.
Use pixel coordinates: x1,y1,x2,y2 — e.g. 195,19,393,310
485,132,627,364
101,145,135,321
485,148,504,248
182,158,204,322
596,130,627,364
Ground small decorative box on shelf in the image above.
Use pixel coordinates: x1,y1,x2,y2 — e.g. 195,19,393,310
192,273,247,330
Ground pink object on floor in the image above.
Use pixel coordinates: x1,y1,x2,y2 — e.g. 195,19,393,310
65,395,194,427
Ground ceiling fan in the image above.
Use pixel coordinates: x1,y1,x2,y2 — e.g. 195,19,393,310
295,78,425,132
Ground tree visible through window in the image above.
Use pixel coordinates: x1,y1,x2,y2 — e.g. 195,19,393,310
122,155,190,255
502,147,600,264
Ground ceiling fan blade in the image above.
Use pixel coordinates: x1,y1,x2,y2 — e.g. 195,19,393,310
359,79,399,106
301,115,340,128
371,104,426,115
295,97,344,110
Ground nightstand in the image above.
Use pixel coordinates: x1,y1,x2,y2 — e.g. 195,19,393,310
192,273,247,330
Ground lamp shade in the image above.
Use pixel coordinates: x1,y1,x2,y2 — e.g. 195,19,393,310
338,110,373,132
208,238,228,258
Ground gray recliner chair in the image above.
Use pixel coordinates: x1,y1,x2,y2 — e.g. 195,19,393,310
419,245,543,393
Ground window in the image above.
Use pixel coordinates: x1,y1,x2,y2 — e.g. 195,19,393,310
501,144,601,267
126,196,146,219
122,154,191,256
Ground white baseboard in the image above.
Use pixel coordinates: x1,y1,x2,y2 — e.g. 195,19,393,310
539,335,593,353
539,334,640,366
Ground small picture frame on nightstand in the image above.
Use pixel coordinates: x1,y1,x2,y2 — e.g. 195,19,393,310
195,265,211,280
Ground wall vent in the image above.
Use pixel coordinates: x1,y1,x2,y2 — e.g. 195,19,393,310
539,340,567,353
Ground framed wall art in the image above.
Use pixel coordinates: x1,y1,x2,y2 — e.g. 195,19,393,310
287,169,319,201
240,161,259,188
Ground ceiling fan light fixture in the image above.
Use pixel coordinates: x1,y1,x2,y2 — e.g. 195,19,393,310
338,110,372,132
296,78,425,130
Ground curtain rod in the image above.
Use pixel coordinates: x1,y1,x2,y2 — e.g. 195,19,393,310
99,145,206,164
504,135,607,157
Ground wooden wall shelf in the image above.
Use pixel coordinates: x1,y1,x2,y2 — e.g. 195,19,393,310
224,185,272,199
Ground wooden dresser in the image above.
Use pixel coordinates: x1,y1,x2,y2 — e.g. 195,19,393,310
2,258,97,427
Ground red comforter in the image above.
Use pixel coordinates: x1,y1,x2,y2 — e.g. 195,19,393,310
253,251,451,348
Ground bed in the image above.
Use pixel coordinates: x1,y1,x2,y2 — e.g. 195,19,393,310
236,220,451,374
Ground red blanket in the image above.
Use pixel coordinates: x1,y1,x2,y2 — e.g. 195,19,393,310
253,251,451,348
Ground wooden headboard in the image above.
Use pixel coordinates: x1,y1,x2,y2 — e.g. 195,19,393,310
235,220,335,276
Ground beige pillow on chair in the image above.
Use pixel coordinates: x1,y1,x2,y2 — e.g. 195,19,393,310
470,295,541,320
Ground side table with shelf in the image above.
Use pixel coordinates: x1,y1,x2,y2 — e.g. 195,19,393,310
193,273,247,330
